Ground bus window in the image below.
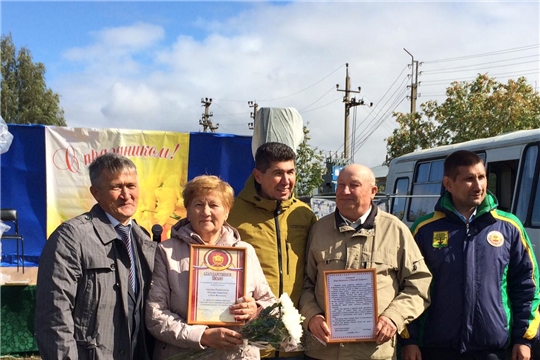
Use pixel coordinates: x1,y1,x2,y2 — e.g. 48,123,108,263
486,160,518,213
516,145,539,226
532,176,540,227
391,177,409,220
408,160,444,222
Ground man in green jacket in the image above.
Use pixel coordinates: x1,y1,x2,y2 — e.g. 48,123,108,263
228,142,317,360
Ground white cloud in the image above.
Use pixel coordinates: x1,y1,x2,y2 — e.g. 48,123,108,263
97,22,165,49
54,2,540,168
101,82,161,120
62,22,165,77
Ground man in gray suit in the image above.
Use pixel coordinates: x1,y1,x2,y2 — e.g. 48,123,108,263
36,153,157,360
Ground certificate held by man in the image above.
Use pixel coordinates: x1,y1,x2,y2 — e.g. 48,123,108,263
187,244,247,326
324,269,378,342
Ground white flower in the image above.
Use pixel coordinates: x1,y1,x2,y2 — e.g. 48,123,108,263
278,293,305,346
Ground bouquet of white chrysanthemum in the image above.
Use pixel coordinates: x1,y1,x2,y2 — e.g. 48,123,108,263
172,293,310,360
239,292,305,352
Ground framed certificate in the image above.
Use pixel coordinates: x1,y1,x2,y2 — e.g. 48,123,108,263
324,269,377,343
187,245,247,326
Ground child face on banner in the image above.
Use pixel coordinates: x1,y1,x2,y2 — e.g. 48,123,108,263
90,169,139,225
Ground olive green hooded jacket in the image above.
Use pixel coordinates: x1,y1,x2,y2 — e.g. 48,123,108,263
228,174,316,357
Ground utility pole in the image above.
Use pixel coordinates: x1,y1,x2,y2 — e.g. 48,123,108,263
336,63,371,161
404,48,419,114
247,101,258,130
199,97,219,133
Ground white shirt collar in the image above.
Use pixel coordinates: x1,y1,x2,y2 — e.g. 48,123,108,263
105,212,133,228
340,206,372,228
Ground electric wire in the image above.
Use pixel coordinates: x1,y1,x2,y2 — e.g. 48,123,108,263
423,44,539,64
333,66,410,156
352,44,540,159
298,85,339,112
421,54,539,74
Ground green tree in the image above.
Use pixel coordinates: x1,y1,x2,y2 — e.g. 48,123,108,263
385,74,540,163
384,109,440,163
1,33,66,126
295,125,326,196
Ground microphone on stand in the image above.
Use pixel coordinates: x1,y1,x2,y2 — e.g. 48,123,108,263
151,224,163,243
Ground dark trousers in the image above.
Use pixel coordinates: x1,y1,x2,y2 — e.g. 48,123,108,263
420,347,506,360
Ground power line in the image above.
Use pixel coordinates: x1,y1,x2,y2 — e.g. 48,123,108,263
419,68,540,86
421,59,539,75
213,64,345,103
424,44,540,64
259,64,345,102
421,54,539,74
299,96,342,114
345,44,540,160
333,68,410,156
334,75,409,155
298,85,339,112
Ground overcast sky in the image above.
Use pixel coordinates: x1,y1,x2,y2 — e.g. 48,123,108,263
2,1,539,167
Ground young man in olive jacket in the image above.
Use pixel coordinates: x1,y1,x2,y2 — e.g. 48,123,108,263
228,142,317,359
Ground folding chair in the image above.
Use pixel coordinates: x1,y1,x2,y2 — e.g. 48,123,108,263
1,209,24,273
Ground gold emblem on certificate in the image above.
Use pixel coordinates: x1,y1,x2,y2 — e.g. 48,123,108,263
187,245,247,326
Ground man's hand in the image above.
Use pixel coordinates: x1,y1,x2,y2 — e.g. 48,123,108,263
308,314,331,343
512,344,531,360
374,315,397,344
401,344,422,360
201,328,243,349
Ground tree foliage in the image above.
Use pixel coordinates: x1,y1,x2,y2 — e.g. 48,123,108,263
1,33,66,126
295,125,326,196
385,74,540,163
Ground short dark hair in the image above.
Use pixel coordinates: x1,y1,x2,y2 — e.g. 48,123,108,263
444,150,483,180
255,142,296,173
88,153,137,187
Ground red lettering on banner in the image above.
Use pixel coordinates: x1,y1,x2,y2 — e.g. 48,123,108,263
53,146,82,174
80,144,182,160
160,144,180,159
124,146,141,157
83,149,101,166
171,144,180,159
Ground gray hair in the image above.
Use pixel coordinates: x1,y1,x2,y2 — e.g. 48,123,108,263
88,153,137,187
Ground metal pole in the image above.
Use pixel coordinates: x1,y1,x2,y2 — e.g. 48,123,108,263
344,64,351,160
403,48,416,113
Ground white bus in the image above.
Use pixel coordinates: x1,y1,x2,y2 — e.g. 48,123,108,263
385,128,540,259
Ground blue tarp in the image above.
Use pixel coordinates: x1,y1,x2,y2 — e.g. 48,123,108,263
0,125,254,266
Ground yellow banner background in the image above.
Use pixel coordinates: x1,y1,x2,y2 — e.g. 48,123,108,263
45,127,190,239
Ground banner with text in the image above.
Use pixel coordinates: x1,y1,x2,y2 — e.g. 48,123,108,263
45,127,190,239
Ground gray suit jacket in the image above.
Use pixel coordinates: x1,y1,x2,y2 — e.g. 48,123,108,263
35,205,157,360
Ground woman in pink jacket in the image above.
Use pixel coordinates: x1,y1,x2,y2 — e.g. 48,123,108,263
146,175,276,360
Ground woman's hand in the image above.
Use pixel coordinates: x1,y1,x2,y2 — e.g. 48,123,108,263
201,328,243,349
229,295,258,322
